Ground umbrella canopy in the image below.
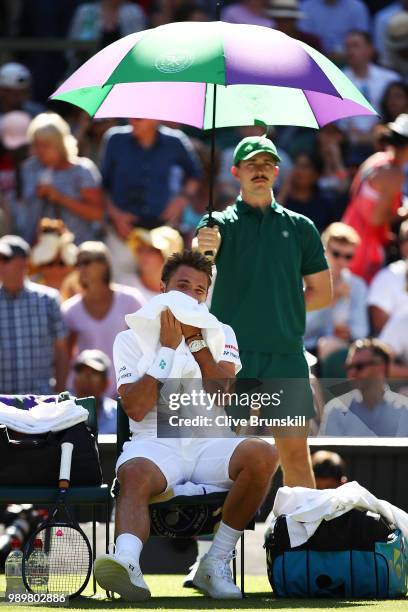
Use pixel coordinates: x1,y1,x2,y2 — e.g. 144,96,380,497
52,21,376,129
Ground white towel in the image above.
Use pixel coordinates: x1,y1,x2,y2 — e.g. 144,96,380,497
266,481,408,547
125,290,225,378
0,399,88,434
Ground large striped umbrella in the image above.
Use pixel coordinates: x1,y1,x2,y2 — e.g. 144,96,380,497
52,21,376,223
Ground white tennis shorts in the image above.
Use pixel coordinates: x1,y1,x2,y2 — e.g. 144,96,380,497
116,437,245,491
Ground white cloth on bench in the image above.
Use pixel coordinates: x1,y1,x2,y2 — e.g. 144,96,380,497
0,399,88,434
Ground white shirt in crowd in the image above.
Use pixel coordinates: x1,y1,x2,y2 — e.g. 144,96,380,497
368,259,408,319
380,311,408,365
341,63,400,134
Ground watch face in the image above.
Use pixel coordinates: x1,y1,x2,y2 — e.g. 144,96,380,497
189,339,206,352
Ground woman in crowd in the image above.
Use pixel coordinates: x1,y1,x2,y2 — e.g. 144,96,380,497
122,225,184,301
342,113,408,283
380,81,408,124
20,112,104,245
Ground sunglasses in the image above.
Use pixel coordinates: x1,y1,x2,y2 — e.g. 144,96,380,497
346,360,382,372
329,248,354,261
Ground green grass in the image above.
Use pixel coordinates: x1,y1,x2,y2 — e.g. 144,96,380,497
1,575,407,611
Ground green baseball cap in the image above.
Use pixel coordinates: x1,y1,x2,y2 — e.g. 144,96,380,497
233,136,281,166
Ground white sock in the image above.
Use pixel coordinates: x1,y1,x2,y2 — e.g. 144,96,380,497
207,521,243,560
115,533,143,564
196,538,212,562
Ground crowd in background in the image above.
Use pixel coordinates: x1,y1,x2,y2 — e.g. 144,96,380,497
1,0,408,436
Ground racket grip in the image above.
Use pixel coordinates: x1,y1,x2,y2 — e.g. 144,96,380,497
59,442,73,485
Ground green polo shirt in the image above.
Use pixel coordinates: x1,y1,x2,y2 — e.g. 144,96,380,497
197,196,328,353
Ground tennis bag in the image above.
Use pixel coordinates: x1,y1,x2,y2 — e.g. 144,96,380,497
0,395,102,486
265,509,408,598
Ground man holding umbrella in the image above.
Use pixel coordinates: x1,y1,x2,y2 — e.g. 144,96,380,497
196,135,332,488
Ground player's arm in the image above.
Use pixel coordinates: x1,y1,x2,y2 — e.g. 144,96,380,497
117,310,182,421
304,269,333,312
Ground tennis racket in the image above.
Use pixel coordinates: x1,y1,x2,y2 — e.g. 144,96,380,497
22,442,92,599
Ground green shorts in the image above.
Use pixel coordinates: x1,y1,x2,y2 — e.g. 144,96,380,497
233,350,315,420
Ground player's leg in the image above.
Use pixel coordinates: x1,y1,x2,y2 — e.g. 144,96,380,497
192,438,278,598
94,440,182,601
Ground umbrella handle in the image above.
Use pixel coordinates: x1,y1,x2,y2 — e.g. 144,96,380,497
204,216,215,258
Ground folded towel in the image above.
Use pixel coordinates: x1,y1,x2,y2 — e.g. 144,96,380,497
0,399,88,434
266,481,408,547
125,290,225,368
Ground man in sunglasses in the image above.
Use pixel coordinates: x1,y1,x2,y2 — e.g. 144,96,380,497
305,222,369,360
319,338,408,436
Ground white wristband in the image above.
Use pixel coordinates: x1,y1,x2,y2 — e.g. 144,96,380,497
147,347,175,382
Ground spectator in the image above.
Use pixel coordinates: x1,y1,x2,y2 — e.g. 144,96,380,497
379,309,408,380
373,1,402,67
72,349,117,435
380,81,408,124
266,0,322,50
368,220,408,335
311,450,348,488
315,123,350,212
278,152,338,233
0,234,68,394
15,0,80,104
342,113,408,283
0,110,31,234
29,218,78,293
101,119,201,277
121,226,184,299
319,338,408,436
340,30,400,150
305,222,368,358
75,113,117,166
0,63,43,119
221,0,274,27
67,0,146,72
298,0,370,61
383,5,408,78
173,1,210,21
20,112,104,245
62,241,145,398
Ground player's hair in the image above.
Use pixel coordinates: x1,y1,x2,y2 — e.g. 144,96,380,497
161,249,213,287
348,338,392,366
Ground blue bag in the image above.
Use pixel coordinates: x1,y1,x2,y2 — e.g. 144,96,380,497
265,509,408,598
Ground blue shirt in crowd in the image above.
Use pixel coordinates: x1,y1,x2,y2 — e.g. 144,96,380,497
0,281,67,394
101,125,202,221
299,0,370,54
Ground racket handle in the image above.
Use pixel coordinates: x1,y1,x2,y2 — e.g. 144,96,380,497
59,442,73,487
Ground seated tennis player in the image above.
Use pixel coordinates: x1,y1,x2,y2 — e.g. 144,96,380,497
94,250,278,601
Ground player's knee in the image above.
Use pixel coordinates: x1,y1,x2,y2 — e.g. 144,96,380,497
118,459,154,496
243,440,278,479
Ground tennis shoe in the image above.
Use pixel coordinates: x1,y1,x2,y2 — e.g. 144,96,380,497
193,551,242,599
94,551,150,601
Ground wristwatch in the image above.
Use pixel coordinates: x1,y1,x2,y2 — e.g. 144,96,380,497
188,338,207,353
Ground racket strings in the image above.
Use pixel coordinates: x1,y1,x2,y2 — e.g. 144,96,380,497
26,526,91,596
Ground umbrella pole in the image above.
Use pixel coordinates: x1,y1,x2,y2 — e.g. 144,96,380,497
204,1,222,257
